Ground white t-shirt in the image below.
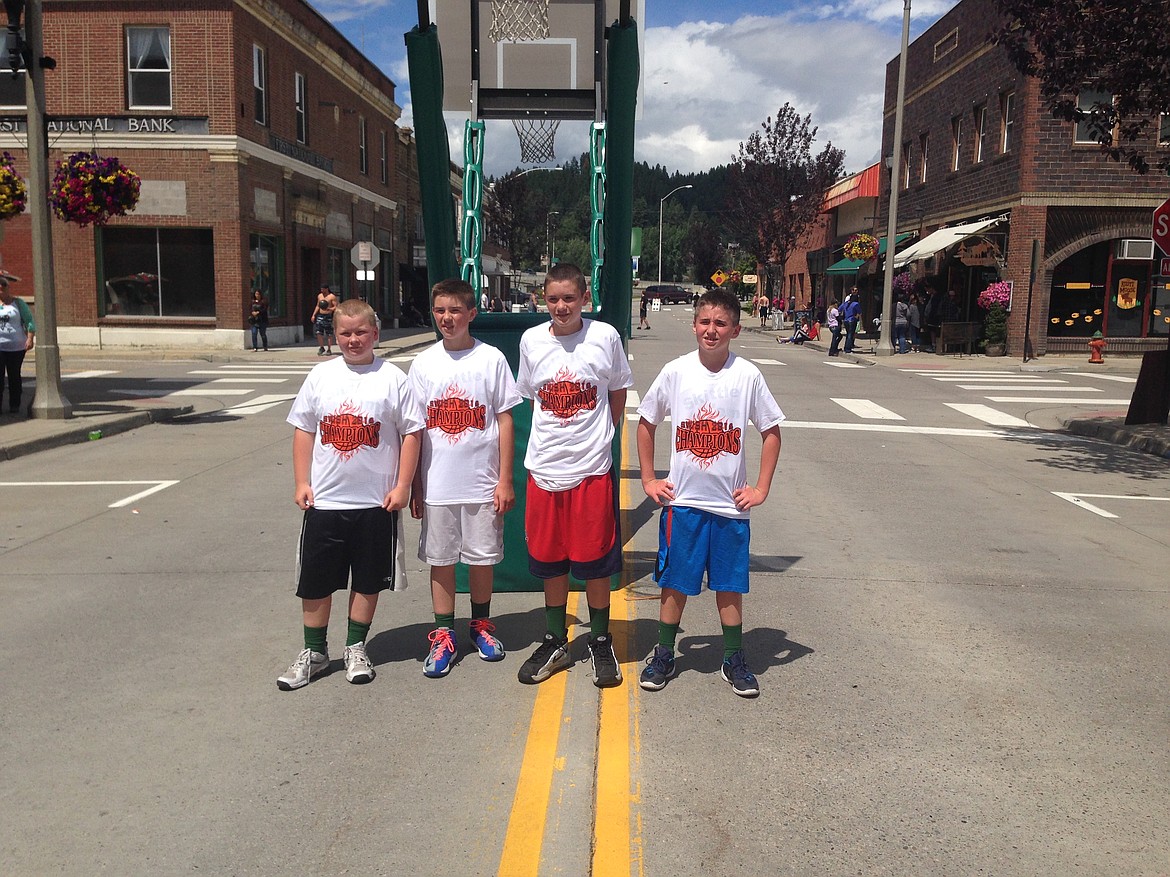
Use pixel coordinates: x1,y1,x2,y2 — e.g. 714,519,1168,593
409,339,522,504
637,350,785,520
516,318,634,491
0,301,28,352
287,357,424,510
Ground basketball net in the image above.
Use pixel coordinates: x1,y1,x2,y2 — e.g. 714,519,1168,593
513,118,559,164
488,0,550,42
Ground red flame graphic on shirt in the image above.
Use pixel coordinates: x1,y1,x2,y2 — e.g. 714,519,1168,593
320,400,381,461
536,366,598,421
675,402,741,468
426,382,487,444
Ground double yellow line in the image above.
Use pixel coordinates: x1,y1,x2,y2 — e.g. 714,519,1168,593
497,437,641,877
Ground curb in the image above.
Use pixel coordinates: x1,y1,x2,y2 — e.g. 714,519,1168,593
1063,417,1170,460
0,405,194,462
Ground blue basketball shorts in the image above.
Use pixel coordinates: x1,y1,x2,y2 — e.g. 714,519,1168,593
654,505,750,596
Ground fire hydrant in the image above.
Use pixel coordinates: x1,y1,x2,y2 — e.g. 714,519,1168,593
1088,331,1106,364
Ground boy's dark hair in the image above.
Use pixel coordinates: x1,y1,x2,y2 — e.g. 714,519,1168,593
431,278,476,309
544,263,586,294
334,297,377,327
696,287,742,325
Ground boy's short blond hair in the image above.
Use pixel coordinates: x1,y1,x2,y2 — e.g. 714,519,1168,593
431,278,477,310
544,263,586,294
696,287,741,325
334,298,378,328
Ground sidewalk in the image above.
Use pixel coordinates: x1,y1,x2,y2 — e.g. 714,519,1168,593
750,323,1170,461
0,327,436,461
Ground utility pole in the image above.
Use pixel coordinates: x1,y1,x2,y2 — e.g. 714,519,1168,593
6,0,70,416
877,0,911,358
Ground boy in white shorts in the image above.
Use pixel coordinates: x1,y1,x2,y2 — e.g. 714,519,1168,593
636,287,783,698
278,299,424,690
409,279,522,677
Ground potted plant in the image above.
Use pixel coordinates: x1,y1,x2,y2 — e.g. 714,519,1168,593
843,233,878,262
49,151,141,227
0,151,27,221
977,279,1011,356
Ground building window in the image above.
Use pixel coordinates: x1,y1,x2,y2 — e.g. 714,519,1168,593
1160,114,1170,145
901,142,911,189
1075,89,1113,143
951,116,962,170
380,130,388,184
100,227,215,317
327,246,349,298
295,72,307,144
126,26,172,109
919,133,929,183
253,45,268,126
249,234,282,317
358,115,368,174
974,104,987,163
0,63,25,109
1000,91,1015,153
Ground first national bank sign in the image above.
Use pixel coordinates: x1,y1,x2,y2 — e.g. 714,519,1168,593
0,116,209,135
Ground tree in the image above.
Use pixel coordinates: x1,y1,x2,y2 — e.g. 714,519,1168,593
994,0,1170,175
683,215,722,288
724,103,844,299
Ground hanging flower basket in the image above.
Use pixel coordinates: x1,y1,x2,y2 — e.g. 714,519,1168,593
892,271,914,295
49,151,141,227
843,232,879,262
0,151,27,221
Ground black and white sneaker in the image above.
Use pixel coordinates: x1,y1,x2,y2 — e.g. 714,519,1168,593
720,650,760,698
587,633,623,688
517,633,572,684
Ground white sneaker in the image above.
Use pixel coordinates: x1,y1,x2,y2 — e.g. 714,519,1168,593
343,641,375,684
277,648,329,691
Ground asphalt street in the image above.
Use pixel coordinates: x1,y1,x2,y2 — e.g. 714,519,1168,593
1,308,1168,876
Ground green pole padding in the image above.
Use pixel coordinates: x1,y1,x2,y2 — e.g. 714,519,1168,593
599,20,639,341
405,24,459,286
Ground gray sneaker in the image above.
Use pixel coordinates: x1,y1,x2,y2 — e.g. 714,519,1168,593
517,633,572,684
277,648,329,691
343,641,375,684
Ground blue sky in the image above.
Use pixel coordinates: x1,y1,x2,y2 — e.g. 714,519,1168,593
311,0,960,177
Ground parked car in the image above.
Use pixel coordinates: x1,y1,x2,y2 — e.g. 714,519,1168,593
645,284,691,304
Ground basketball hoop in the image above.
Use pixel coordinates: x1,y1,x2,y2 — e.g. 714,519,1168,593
489,0,550,42
513,118,559,164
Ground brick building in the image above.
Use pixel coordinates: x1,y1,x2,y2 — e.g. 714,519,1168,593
874,0,1169,356
0,0,420,349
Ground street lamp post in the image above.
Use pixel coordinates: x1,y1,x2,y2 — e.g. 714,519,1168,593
546,210,559,267
657,184,693,284
877,0,911,358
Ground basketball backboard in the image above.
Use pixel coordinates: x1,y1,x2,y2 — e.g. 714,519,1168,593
431,0,644,121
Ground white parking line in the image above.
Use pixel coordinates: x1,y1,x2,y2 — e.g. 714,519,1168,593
984,397,1131,404
1052,492,1170,519
831,398,905,420
0,480,180,508
945,403,1032,427
750,358,785,366
63,370,119,379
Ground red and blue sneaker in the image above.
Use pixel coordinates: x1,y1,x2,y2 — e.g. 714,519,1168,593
470,618,506,661
423,627,457,678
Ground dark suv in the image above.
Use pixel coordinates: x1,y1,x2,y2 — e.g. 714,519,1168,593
645,284,692,305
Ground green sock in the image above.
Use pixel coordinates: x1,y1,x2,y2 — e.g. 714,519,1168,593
589,604,610,637
545,604,568,640
347,618,371,647
434,612,456,630
657,622,680,650
304,625,328,655
470,601,491,621
722,624,743,659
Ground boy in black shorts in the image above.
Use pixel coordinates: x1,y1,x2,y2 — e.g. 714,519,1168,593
277,299,424,690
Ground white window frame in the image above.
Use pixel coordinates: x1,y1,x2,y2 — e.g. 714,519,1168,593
1000,91,1015,153
1075,89,1113,144
126,26,172,110
951,116,962,171
295,73,307,144
919,132,929,183
901,142,911,189
975,104,987,163
358,115,368,174
380,130,388,184
253,44,268,126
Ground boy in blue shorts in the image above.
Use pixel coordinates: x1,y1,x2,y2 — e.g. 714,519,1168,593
408,279,522,677
277,299,424,690
515,263,633,688
636,287,783,697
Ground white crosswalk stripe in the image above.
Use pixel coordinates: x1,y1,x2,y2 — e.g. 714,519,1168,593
955,384,1098,391
222,394,300,415
945,403,1032,427
749,358,785,366
831,398,905,420
984,396,1131,404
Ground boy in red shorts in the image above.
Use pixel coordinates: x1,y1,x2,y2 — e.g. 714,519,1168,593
515,264,633,687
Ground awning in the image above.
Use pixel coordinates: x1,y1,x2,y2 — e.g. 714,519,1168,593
891,218,999,268
825,233,915,274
